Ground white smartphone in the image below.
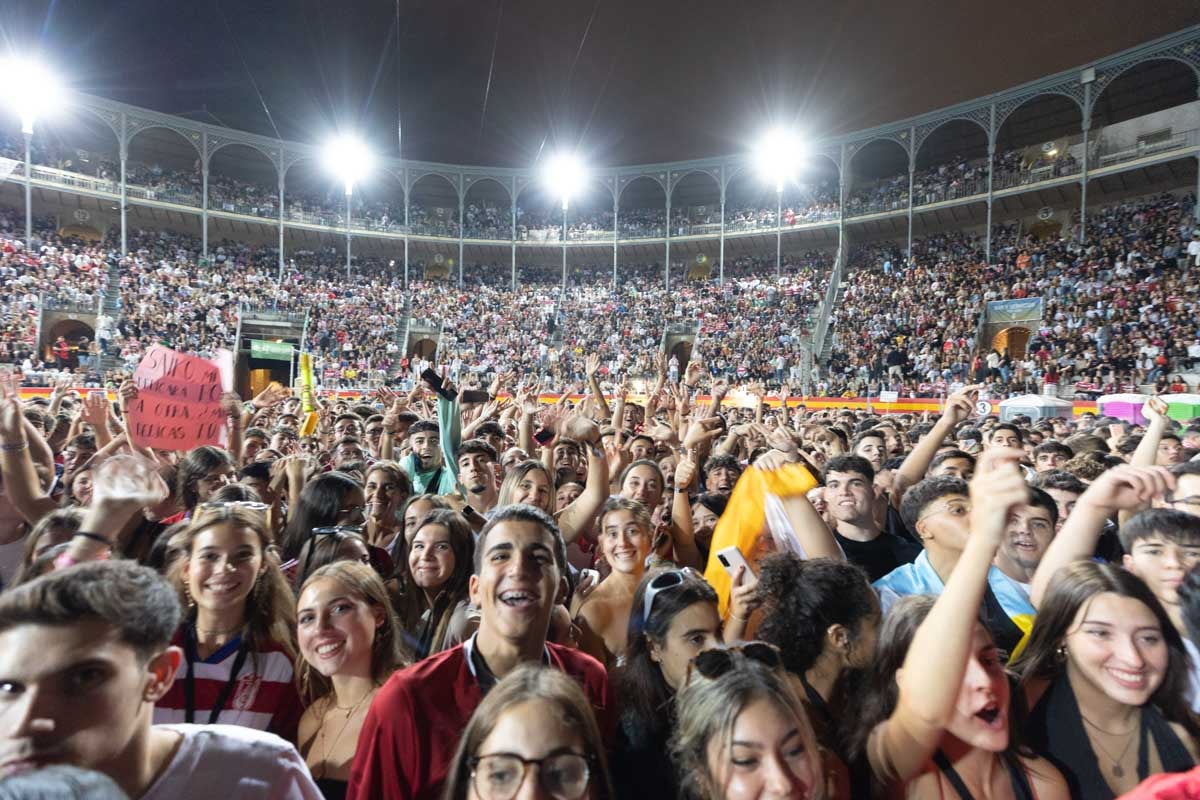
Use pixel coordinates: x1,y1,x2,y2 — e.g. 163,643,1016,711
715,545,753,579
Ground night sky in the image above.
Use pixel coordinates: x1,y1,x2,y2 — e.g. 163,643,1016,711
2,0,1196,168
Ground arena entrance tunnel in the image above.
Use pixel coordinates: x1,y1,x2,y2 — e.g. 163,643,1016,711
991,326,1032,360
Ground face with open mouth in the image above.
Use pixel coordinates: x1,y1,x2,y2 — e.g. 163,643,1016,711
183,522,264,615
947,625,1010,752
1064,592,1168,708
998,506,1055,573
600,508,652,576
470,519,562,645
297,577,382,679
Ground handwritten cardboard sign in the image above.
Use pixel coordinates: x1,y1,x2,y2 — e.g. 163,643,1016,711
126,346,234,451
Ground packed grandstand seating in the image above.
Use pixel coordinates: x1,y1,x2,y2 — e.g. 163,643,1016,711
827,191,1199,398
3,184,1198,398
5,19,1200,800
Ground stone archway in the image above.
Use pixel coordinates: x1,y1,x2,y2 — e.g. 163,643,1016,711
409,337,438,360
992,326,1031,359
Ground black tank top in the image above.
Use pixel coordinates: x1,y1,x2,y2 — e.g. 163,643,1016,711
1026,673,1194,799
933,750,1035,800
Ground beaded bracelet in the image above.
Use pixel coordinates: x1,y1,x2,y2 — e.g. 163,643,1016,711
0,440,28,452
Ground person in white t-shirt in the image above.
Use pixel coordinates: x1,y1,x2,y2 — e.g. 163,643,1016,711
0,561,322,800
1187,232,1200,269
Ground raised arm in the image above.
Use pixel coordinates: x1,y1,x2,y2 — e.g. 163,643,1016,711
868,447,1026,784
670,454,702,569
584,355,611,422
556,417,609,544
1029,464,1173,607
0,391,58,526
1130,395,1169,469
891,385,977,507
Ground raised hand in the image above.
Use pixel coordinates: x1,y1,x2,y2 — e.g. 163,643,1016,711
1080,464,1175,515
944,383,983,425
584,353,602,378
79,390,110,429
729,565,762,623
91,454,169,508
1143,394,1169,423
968,447,1029,546
674,454,698,491
684,360,704,386
561,413,601,446
682,416,725,449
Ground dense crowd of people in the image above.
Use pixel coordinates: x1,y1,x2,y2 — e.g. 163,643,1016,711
0,333,1200,798
827,192,1200,398
844,147,1081,217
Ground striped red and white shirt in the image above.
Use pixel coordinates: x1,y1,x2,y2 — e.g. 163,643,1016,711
154,626,303,744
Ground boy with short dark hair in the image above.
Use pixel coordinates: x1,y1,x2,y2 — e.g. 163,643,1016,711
0,562,321,798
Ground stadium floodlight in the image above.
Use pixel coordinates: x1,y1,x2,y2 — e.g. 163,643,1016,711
542,151,587,295
753,127,806,194
0,55,63,135
753,128,805,277
543,152,587,211
322,134,372,278
0,55,63,252
322,134,373,195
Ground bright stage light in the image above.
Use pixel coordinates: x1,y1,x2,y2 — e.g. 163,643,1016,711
754,127,806,192
543,152,587,209
0,55,63,134
323,134,373,193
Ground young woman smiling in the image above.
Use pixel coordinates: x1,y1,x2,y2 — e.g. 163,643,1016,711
156,502,304,741
443,663,615,800
394,509,476,658
671,643,825,800
575,498,655,667
362,461,411,552
1014,561,1200,798
296,561,408,800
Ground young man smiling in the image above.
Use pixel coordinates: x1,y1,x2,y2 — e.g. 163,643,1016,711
0,562,321,799
347,505,608,800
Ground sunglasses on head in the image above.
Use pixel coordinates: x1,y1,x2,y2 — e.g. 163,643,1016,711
690,642,783,682
640,567,702,625
194,500,270,520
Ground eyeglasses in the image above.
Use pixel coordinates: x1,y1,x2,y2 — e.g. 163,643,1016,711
338,504,367,519
641,567,701,624
690,642,783,682
301,526,366,581
469,752,592,800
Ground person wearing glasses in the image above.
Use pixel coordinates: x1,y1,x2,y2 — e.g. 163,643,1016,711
154,502,304,742
347,505,607,800
612,567,722,798
846,448,1069,799
281,472,369,563
443,664,615,800
1168,462,1200,518
671,643,825,800
296,561,409,800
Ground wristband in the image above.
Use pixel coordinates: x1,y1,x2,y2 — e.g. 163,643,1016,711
1,440,28,452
